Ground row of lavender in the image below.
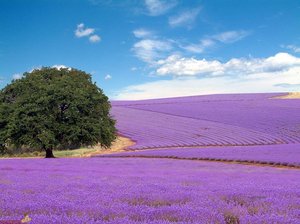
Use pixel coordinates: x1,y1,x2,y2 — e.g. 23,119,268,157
112,106,284,150
118,93,300,143
0,158,299,223
100,144,300,168
111,93,300,150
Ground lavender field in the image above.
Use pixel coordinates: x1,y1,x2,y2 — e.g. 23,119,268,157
108,93,300,168
2,0,300,223
112,93,300,149
0,158,299,224
1,93,300,223
103,144,300,168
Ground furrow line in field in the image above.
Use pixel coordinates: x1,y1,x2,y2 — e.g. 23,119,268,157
96,155,300,169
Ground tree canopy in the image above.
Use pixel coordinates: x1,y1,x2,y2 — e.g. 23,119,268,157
0,67,116,158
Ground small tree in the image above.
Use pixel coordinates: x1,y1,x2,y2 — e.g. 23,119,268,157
0,67,116,158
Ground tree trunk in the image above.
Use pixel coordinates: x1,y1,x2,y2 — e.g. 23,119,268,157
45,148,55,158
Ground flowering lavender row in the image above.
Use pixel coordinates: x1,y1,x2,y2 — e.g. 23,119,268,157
112,93,300,145
101,144,300,167
112,93,285,106
0,158,299,223
111,106,284,150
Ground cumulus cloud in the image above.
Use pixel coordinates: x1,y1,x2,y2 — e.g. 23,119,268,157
89,34,101,43
75,23,95,37
104,74,112,80
157,54,222,76
75,23,101,43
52,65,71,70
132,28,173,64
28,65,72,72
156,52,300,77
168,8,201,28
132,29,250,64
132,39,173,63
113,52,300,100
52,65,73,72
145,0,177,16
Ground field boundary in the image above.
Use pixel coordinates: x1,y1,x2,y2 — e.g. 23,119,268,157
120,142,289,151
97,155,300,169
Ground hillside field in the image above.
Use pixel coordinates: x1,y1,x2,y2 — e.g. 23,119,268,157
1,93,300,223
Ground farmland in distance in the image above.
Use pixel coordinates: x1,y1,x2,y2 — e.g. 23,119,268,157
1,93,300,223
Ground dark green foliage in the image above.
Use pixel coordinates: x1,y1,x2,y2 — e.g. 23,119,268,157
0,67,116,157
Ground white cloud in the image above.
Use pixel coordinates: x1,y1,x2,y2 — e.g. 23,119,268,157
131,29,250,65
114,52,300,100
133,28,153,38
156,52,300,77
52,65,72,71
75,23,101,43
180,30,250,54
89,34,101,43
26,65,71,74
75,23,95,37
132,39,173,63
145,0,177,16
157,54,223,76
104,74,112,80
12,74,22,80
281,44,300,53
52,65,67,70
212,30,250,43
168,8,201,28
132,28,172,64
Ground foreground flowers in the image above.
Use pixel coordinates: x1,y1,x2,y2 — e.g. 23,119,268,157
0,158,299,223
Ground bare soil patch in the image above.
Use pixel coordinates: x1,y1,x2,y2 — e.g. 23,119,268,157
84,136,135,157
274,92,300,99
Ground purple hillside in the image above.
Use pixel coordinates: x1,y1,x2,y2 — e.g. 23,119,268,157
111,93,300,150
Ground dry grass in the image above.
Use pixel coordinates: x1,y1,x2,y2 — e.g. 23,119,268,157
274,92,300,99
58,136,135,158
0,136,135,158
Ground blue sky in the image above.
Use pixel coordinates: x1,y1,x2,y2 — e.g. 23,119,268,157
0,0,300,100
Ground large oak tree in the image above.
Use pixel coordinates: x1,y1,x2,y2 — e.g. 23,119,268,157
0,67,116,158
